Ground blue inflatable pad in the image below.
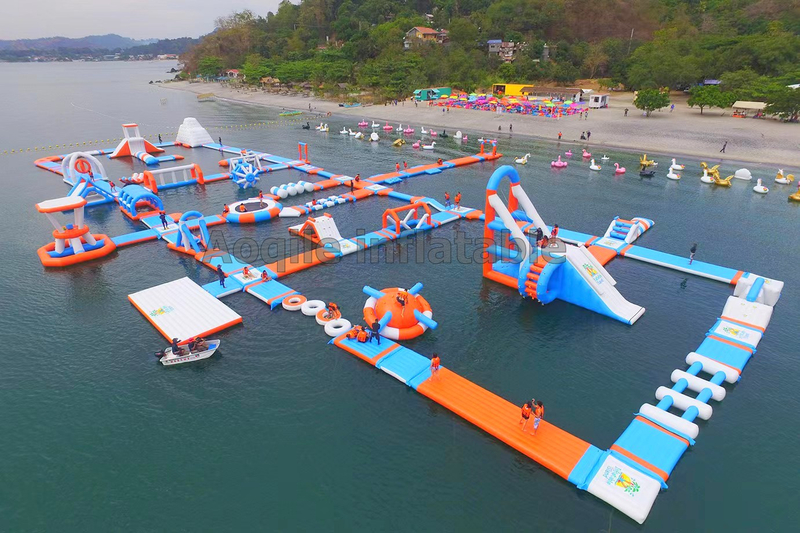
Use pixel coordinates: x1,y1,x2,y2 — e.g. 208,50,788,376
376,346,432,384
568,445,606,487
613,418,689,478
202,279,241,298
696,336,753,371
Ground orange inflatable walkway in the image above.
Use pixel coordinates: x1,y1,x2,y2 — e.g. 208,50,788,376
264,248,337,277
416,369,592,480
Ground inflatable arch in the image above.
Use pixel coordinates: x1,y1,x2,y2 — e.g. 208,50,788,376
61,151,108,185
117,184,164,220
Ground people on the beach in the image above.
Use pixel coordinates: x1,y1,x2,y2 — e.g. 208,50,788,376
670,104,675,113
217,265,226,287
689,243,698,264
624,108,629,117
159,211,169,230
587,131,591,140
558,132,562,140
509,124,513,132
580,132,586,140
498,125,502,131
720,141,727,153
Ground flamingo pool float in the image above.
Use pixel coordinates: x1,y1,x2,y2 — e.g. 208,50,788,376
412,140,421,149
383,122,393,131
614,163,626,174
430,131,437,137
582,149,592,158
462,135,468,142
358,120,368,128
551,156,568,168
404,127,415,134
564,150,572,157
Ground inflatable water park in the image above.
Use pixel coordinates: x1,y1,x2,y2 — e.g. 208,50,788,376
31,116,785,524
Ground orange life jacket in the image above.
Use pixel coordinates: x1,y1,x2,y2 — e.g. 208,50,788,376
534,405,544,418
521,404,532,418
356,330,369,342
431,356,440,369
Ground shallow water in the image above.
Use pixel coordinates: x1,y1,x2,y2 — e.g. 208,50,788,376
1,62,798,532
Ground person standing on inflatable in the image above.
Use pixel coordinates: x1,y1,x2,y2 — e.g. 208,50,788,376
430,353,441,378
689,243,698,265
159,211,169,230
532,401,544,435
519,401,532,432
217,265,226,287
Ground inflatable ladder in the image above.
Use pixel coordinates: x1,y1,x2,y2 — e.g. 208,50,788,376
523,256,548,300
609,218,633,240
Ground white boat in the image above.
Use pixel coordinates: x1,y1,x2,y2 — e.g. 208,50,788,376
158,340,220,366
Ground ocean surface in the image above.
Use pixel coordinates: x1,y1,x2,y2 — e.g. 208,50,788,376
0,61,798,532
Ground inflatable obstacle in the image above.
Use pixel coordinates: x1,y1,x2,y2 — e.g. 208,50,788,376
225,197,282,224
483,166,645,324
167,211,212,255
35,196,116,267
109,123,163,161
175,117,214,148
117,184,164,221
602,216,654,244
136,164,204,193
289,214,360,256
362,283,438,340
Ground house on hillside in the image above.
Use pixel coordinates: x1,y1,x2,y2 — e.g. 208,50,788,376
404,27,448,49
226,69,240,79
486,40,528,63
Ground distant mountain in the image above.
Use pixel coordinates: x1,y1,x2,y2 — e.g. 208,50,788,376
0,34,157,51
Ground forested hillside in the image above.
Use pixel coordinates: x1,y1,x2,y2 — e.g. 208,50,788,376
181,0,800,99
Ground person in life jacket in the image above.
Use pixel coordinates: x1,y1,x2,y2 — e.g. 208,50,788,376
242,266,252,279
356,328,369,342
222,204,230,216
326,302,340,319
444,191,451,208
346,325,362,340
430,353,441,375
395,290,409,316
519,401,532,432
236,203,247,212
454,192,462,208
258,190,264,208
550,224,559,240
532,401,545,435
261,270,271,282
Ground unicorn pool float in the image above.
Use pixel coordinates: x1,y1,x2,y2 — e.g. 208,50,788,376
371,121,380,128
715,174,734,187
454,130,463,139
789,185,800,202
412,140,421,149
392,139,406,147
515,153,531,165
614,163,626,174
358,120,368,128
564,150,573,157
753,179,769,194
639,154,657,168
589,159,602,171
340,127,349,134
551,156,568,168
582,149,592,158
354,131,364,140
403,126,415,134
369,132,380,142
422,141,436,150
666,168,681,180
314,122,325,130
775,169,795,184
669,158,684,171
318,124,329,132
383,122,394,131
601,154,610,161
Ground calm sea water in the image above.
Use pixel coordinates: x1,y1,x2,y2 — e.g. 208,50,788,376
0,62,798,532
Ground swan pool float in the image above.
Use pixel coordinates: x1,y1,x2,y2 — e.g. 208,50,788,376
551,156,568,168
420,126,427,134
564,150,573,157
371,121,380,128
700,169,714,183
396,124,404,132
589,159,601,171
348,129,357,136
515,153,531,165
669,158,684,171
412,140,420,149
383,122,393,131
454,130,463,139
614,163,626,174
700,162,720,180
666,169,681,180
404,127,415,134
369,132,379,142
340,127,348,134
422,141,436,150
734,168,752,180
478,137,485,143
582,149,592,158
775,169,795,184
358,120,368,128
601,154,610,161
753,179,768,194
639,169,655,177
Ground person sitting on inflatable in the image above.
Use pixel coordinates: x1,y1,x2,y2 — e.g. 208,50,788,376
222,204,230,216
346,325,362,340
325,302,341,320
356,327,370,343
261,270,271,282
236,203,247,213
242,266,255,279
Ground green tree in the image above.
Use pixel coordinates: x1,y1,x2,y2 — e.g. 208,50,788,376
241,54,274,82
634,88,670,116
197,56,224,77
448,17,480,49
687,85,736,114
582,43,609,79
765,86,800,120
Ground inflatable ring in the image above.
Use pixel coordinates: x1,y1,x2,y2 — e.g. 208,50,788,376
324,318,352,337
75,159,92,174
301,299,325,316
316,308,340,325
282,295,307,311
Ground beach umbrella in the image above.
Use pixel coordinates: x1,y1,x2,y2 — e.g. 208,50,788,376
564,100,573,104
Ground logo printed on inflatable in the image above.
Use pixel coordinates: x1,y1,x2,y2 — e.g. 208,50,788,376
149,305,175,317
717,323,755,341
601,465,641,497
582,263,604,285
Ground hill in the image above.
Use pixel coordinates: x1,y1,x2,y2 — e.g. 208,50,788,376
0,34,156,51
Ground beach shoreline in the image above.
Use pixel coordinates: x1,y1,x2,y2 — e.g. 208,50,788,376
162,81,800,168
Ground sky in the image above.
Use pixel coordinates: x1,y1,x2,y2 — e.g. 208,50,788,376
1,0,287,40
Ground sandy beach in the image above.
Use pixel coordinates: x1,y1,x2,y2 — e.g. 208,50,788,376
164,81,800,167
